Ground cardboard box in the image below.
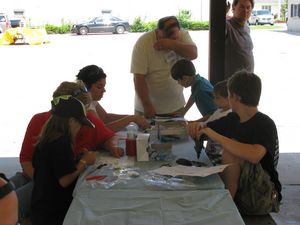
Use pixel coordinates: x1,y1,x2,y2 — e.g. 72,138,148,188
136,133,150,161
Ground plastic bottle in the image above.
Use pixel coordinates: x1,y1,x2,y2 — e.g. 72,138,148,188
125,123,138,156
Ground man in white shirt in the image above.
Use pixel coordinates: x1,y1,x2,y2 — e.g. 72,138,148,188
131,16,197,118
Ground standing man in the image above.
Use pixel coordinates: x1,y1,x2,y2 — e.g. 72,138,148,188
131,16,197,118
225,0,254,79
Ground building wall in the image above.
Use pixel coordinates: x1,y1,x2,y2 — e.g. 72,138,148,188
287,0,300,32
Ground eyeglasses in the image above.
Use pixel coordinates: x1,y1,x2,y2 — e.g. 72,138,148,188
73,86,88,97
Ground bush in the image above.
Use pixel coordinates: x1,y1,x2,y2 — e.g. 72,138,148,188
130,9,209,32
189,21,209,30
143,21,157,32
177,9,192,29
130,17,146,32
45,24,72,34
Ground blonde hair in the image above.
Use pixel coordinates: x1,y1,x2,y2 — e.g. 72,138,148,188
52,81,92,106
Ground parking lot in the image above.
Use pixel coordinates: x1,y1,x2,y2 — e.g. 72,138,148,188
0,27,300,157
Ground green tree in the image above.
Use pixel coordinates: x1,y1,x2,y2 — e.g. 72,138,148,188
177,10,192,29
281,0,288,21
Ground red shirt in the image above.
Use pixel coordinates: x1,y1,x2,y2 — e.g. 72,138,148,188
20,111,115,163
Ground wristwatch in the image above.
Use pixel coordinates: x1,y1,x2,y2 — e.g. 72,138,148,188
0,181,14,199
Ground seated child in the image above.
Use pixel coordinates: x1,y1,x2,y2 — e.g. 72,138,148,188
204,80,231,165
31,96,97,225
188,70,282,215
171,59,217,121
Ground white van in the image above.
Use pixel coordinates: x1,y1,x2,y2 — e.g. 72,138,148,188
0,13,11,33
248,9,274,25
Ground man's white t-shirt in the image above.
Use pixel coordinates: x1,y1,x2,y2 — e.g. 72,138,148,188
131,29,196,114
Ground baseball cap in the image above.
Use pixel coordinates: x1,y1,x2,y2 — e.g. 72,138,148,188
51,96,95,128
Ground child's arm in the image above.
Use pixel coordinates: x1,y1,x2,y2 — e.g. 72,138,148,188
173,94,194,117
183,94,194,115
201,127,267,164
59,152,96,187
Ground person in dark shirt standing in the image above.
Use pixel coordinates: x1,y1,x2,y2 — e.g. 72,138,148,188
188,70,281,215
225,0,254,79
31,96,96,225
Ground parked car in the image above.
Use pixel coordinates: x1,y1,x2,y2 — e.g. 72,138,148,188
10,18,26,28
71,16,130,35
0,13,11,33
248,9,274,25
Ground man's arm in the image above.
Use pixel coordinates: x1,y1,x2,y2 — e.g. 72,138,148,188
134,74,156,118
154,39,197,60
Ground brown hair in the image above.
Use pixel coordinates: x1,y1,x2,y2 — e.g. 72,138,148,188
157,16,180,30
232,0,254,9
214,80,228,98
35,115,73,147
228,70,261,107
52,81,91,106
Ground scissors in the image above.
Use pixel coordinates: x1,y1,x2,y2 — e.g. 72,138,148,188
85,163,107,177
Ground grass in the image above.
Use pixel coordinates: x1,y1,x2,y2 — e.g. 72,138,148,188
249,23,286,30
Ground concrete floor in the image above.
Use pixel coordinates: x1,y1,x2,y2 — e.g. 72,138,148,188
1,153,299,225
243,153,300,225
0,28,299,225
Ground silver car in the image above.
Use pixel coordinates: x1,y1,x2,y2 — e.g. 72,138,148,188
0,13,11,33
248,10,274,26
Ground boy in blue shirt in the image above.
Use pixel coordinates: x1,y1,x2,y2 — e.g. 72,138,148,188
171,59,217,121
